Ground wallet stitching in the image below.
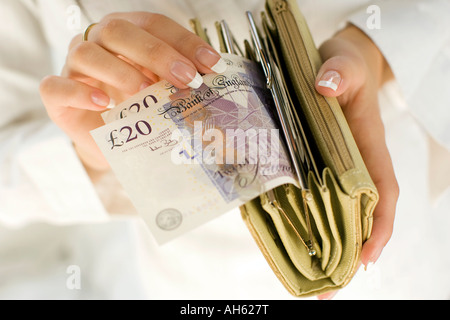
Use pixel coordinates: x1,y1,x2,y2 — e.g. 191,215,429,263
338,198,357,283
324,191,340,276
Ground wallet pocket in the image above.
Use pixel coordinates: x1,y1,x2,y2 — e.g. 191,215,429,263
241,166,363,296
304,171,343,276
260,186,325,281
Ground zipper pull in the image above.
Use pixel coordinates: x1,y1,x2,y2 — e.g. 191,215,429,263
268,188,317,257
302,189,317,256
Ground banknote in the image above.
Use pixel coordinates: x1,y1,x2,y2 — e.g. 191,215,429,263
91,53,297,244
101,80,178,124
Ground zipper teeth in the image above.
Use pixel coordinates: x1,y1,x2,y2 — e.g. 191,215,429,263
275,2,353,175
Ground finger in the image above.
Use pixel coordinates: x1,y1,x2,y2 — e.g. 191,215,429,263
104,12,227,75
315,38,365,99
361,177,399,266
346,99,399,267
124,13,227,74
65,41,154,95
88,18,204,89
317,290,338,300
40,75,112,115
40,76,109,170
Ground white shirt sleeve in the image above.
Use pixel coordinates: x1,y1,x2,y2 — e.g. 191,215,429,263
0,0,109,227
347,0,450,151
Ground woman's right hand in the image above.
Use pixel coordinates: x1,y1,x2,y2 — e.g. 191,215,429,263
39,12,226,174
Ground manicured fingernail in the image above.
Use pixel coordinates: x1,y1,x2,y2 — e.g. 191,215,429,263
196,47,227,73
211,58,228,73
140,82,151,92
364,262,375,272
170,60,203,89
91,92,110,107
187,72,204,89
106,98,116,110
318,70,341,91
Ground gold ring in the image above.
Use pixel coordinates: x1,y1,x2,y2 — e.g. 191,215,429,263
82,23,98,42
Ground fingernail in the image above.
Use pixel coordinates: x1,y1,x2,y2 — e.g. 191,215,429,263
364,262,375,272
196,47,227,73
106,98,116,110
318,70,341,91
170,60,203,89
140,82,151,92
91,92,110,107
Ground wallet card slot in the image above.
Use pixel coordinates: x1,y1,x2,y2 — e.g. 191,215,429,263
261,11,326,186
277,186,322,259
297,181,332,272
240,199,337,297
261,187,326,281
322,169,362,285
309,169,343,276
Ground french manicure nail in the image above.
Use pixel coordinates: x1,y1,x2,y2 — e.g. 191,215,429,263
171,60,203,89
91,92,110,107
187,72,204,89
364,262,375,272
211,58,228,73
318,70,341,91
106,98,116,110
196,47,227,73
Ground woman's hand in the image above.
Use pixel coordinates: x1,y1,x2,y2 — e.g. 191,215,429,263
39,12,226,175
315,25,399,299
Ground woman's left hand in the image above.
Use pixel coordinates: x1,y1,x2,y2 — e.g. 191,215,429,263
314,25,399,299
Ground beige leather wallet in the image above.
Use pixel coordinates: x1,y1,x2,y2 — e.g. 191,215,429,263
239,0,379,297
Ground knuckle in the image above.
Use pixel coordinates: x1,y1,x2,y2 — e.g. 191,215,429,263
392,182,400,200
176,32,199,49
385,177,400,202
144,40,168,62
100,18,126,41
68,41,96,66
383,226,394,245
102,12,121,21
69,34,82,50
141,13,167,29
115,69,142,93
39,75,58,96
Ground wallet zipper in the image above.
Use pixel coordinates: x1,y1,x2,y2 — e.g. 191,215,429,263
273,1,354,175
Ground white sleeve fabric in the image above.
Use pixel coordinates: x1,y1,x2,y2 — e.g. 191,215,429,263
348,0,450,151
0,0,109,227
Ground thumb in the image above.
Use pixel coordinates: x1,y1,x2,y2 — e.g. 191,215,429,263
315,55,364,98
